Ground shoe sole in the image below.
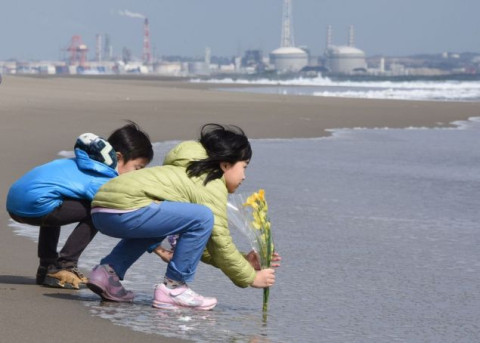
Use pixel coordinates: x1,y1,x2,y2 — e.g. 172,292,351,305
36,267,48,285
152,301,179,310
86,281,134,303
152,300,216,311
43,275,81,290
36,275,46,285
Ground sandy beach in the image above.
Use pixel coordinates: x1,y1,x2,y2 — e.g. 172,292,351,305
0,75,479,343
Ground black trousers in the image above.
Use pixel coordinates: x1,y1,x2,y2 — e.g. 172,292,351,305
9,199,97,269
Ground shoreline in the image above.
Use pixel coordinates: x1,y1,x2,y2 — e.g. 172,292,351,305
0,75,479,343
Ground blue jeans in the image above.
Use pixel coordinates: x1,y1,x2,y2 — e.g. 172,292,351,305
92,201,214,283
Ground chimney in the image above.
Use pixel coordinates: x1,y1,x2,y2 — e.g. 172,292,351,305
348,25,355,47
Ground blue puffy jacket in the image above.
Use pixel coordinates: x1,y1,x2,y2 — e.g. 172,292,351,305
6,149,118,217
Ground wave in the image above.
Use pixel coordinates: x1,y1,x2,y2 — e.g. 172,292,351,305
192,76,480,101
193,75,480,89
311,88,480,101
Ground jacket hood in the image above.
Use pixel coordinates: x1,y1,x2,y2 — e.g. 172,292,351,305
75,148,118,177
163,141,207,168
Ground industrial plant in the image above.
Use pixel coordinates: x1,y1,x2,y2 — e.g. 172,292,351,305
1,0,479,78
323,25,367,74
269,0,309,73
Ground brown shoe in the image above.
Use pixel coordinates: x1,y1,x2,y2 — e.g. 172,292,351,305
68,267,88,283
43,268,85,290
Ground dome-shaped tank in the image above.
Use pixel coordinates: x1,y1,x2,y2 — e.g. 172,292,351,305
325,45,367,74
269,47,308,73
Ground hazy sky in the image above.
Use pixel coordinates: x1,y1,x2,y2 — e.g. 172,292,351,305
1,0,479,61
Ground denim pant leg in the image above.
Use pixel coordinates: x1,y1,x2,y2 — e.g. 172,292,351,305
93,201,214,282
100,238,159,280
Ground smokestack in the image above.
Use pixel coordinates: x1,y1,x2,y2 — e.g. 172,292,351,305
143,18,152,64
95,34,102,62
205,47,211,65
348,25,355,47
103,34,112,61
326,25,333,49
380,57,385,73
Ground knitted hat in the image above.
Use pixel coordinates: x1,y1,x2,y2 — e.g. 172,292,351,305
74,133,117,169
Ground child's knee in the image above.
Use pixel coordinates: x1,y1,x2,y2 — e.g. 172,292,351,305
196,206,214,232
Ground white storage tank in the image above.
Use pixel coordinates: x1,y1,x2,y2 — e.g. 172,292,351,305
269,47,308,73
325,45,367,74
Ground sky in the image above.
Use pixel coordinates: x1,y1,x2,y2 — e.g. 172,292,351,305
1,0,479,61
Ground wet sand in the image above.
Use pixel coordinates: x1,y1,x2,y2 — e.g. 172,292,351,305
0,75,478,342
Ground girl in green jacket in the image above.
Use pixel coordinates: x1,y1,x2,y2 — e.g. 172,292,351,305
87,124,276,310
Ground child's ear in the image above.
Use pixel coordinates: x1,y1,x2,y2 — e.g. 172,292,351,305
116,152,124,163
220,162,231,172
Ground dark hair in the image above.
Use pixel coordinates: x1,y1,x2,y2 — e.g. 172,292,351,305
187,123,252,185
108,121,153,163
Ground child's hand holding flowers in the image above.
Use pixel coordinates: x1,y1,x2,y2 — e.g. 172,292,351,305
246,250,282,270
228,189,280,311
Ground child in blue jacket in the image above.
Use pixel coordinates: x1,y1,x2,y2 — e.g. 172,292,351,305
6,121,153,289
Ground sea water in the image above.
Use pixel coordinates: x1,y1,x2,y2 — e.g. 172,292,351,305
194,76,480,102
10,118,480,343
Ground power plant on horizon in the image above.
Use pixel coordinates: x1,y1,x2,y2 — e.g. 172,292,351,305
269,0,367,74
2,1,477,77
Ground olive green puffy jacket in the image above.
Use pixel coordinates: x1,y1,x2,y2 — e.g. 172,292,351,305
92,141,256,288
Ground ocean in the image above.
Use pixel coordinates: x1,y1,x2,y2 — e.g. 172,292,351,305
193,76,480,102
10,114,480,342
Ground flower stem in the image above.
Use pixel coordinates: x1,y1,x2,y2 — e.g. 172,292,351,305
263,287,269,312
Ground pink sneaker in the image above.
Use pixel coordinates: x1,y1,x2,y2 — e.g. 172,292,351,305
152,283,217,310
86,264,134,302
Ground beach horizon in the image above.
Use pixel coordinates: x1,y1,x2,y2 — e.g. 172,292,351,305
0,75,478,343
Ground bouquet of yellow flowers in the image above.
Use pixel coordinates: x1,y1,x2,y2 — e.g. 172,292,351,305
227,189,273,311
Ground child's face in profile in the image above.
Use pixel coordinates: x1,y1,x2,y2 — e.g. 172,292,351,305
117,154,149,175
221,160,248,193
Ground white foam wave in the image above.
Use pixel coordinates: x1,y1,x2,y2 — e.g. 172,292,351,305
193,75,480,90
451,116,480,130
193,76,480,101
311,88,480,101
